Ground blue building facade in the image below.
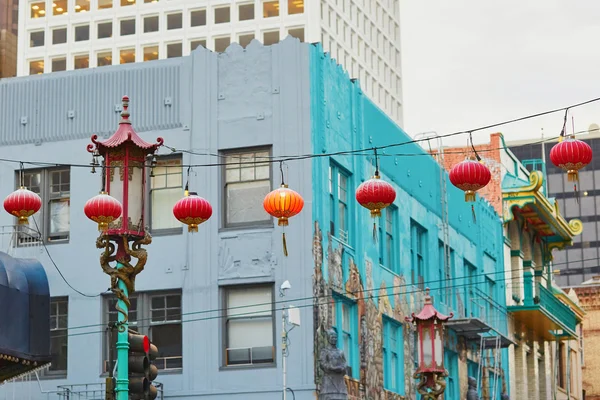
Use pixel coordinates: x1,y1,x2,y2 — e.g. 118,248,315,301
308,44,510,399
0,38,509,399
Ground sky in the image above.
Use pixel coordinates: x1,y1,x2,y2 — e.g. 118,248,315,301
399,0,600,147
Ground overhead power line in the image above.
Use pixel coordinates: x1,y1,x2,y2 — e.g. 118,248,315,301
0,97,597,170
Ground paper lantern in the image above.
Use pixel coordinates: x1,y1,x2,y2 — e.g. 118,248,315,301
449,157,491,202
549,136,592,183
263,185,304,256
173,193,212,232
355,175,396,217
4,187,42,225
84,192,123,231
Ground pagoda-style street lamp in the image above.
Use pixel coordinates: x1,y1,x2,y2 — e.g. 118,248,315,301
406,288,453,400
86,96,163,400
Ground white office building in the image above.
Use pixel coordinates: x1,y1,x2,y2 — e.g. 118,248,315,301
17,0,403,123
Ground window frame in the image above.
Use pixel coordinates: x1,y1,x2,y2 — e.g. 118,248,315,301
14,167,70,244
382,316,403,394
329,162,352,244
333,293,358,379
220,283,276,369
45,296,69,378
101,289,183,375
410,220,426,289
220,146,273,230
378,205,397,273
73,24,90,42
148,154,183,235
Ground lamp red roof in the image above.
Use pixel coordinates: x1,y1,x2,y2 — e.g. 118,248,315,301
87,96,163,155
406,288,453,323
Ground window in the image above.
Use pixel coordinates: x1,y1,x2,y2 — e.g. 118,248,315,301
190,39,206,51
150,156,182,231
75,0,89,12
214,37,230,52
53,0,67,15
410,220,426,289
214,7,230,23
102,291,182,372
74,54,89,69
30,31,44,47
97,21,112,38
288,0,303,14
238,3,254,20
143,45,158,61
74,25,89,41
166,42,182,58
263,1,279,17
378,206,396,272
464,260,476,317
239,33,254,48
222,285,275,367
49,297,68,375
223,148,271,227
120,48,135,64
52,27,67,44
382,318,403,394
97,51,112,67
329,163,351,243
167,13,182,29
30,2,46,18
190,9,206,26
51,57,66,72
333,295,357,378
121,0,134,6
143,15,159,32
263,30,279,45
98,0,112,9
16,168,70,242
288,27,304,42
120,19,135,35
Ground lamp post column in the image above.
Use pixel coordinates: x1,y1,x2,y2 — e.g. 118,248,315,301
115,263,129,400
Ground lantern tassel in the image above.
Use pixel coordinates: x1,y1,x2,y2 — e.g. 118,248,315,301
282,232,288,257
471,204,477,224
373,222,377,243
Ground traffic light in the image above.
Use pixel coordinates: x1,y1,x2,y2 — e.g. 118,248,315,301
128,330,159,400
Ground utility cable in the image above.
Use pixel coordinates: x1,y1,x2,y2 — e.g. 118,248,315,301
0,97,598,170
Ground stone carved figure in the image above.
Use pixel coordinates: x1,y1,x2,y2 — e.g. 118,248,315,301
467,376,480,400
319,329,348,400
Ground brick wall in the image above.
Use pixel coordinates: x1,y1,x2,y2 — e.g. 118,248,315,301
433,133,505,216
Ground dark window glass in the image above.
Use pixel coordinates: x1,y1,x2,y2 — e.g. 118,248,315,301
74,25,89,41
167,13,182,29
120,19,135,35
144,16,158,32
97,21,112,38
190,9,206,26
52,27,67,44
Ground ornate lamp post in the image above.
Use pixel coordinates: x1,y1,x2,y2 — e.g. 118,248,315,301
86,96,163,400
406,288,453,400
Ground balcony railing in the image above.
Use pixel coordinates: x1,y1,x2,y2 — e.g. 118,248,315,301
0,225,41,258
536,283,577,334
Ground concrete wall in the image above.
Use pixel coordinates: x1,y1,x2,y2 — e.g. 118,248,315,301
0,37,316,399
308,43,509,399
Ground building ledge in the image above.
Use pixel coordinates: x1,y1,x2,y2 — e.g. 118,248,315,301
445,318,514,348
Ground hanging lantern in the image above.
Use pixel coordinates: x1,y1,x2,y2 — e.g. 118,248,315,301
356,175,396,217
406,288,453,398
84,192,123,231
4,187,42,225
549,136,592,183
173,192,212,232
449,156,491,202
263,184,304,256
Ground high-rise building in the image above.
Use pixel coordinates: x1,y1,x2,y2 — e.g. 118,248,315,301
0,0,18,77
16,0,403,123
508,128,600,287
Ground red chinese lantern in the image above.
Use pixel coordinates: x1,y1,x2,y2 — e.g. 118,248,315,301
356,174,396,239
449,157,491,202
84,192,123,231
263,184,304,256
4,187,42,225
549,136,592,186
173,192,212,232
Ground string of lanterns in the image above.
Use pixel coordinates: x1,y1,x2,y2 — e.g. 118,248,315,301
1,116,593,255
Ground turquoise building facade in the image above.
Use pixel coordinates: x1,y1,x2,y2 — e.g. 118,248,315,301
309,43,511,399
